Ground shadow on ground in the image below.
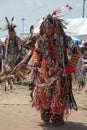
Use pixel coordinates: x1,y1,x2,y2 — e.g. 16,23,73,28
38,121,87,130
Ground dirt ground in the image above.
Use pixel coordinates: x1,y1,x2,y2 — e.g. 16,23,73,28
0,83,87,130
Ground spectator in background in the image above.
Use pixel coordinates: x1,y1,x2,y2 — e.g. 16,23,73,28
0,40,5,72
74,43,85,91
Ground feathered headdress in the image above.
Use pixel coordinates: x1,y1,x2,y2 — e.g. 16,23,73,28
53,4,72,15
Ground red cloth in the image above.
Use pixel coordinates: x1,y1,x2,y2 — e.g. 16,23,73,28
66,65,74,74
49,42,56,58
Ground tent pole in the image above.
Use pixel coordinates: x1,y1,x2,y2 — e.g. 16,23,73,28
82,0,87,18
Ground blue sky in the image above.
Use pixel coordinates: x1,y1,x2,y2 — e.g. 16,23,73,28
0,0,87,37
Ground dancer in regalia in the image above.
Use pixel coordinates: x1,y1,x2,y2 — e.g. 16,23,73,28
28,14,79,125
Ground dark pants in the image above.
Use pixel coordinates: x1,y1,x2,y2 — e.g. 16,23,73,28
0,58,2,72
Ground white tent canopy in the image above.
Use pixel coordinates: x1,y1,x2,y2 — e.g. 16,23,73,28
66,18,87,40
34,19,43,34
34,18,87,41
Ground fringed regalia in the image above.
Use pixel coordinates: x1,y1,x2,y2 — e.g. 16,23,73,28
29,14,79,125
6,37,19,65
4,17,21,67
